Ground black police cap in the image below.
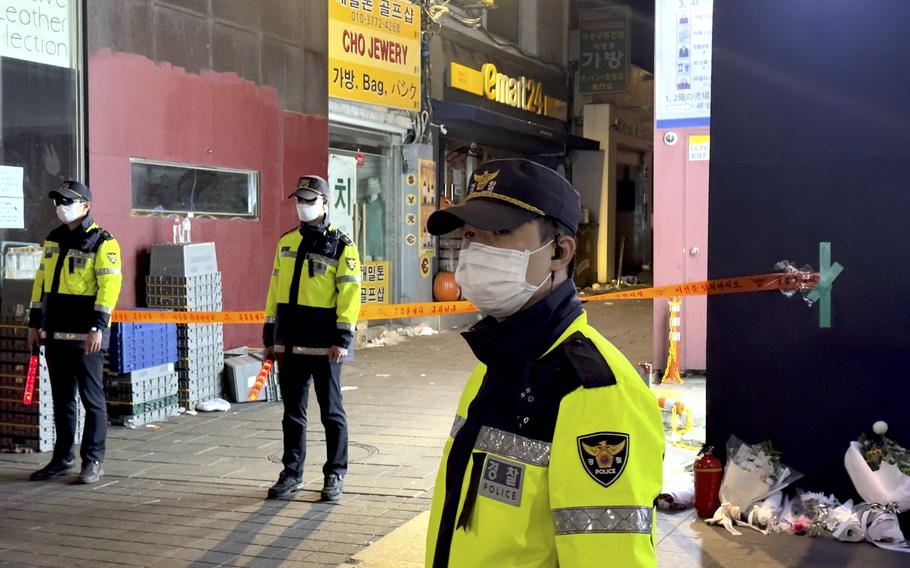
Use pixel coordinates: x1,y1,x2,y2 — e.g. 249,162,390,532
427,159,581,236
289,175,330,199
49,180,92,202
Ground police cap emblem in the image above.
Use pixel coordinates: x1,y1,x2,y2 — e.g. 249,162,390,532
578,432,629,488
470,170,499,193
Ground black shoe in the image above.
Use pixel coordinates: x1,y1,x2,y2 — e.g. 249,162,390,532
267,471,303,499
321,473,344,502
29,459,75,481
77,461,104,484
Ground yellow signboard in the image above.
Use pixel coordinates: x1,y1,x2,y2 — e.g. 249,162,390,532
361,261,390,304
449,61,568,121
329,0,421,111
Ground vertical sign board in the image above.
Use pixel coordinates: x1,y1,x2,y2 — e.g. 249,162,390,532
403,169,418,249
361,261,389,304
0,0,75,68
579,7,631,94
418,159,436,256
328,0,421,111
329,154,357,238
655,0,714,128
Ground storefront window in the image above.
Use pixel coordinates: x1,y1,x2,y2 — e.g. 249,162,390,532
129,159,260,219
0,0,83,244
329,127,396,264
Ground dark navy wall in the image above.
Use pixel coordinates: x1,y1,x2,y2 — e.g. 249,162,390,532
707,0,910,500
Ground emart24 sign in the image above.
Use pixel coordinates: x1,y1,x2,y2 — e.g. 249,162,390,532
329,0,421,111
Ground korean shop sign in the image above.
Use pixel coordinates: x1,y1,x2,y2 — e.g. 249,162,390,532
329,0,421,111
579,6,630,94
449,61,568,121
361,261,390,304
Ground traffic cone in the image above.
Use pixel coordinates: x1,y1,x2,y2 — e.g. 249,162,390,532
661,297,684,384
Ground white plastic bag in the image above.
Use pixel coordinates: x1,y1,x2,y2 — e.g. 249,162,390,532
196,398,231,412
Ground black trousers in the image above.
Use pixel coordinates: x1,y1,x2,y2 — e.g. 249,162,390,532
277,353,348,478
44,341,107,464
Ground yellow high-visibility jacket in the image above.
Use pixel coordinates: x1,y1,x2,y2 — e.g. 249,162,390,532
426,311,664,568
28,218,123,343
263,221,361,356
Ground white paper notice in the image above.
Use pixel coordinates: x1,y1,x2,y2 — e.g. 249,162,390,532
0,197,25,228
0,165,25,228
688,135,710,161
0,164,23,198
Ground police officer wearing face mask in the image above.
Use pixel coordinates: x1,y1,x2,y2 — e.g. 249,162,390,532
27,180,123,485
263,175,361,502
423,159,664,568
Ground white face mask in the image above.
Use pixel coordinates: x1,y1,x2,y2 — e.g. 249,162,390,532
296,201,323,222
56,203,85,224
455,240,554,319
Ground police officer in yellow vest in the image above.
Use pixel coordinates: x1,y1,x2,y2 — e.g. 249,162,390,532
424,160,664,567
27,180,123,485
263,175,361,502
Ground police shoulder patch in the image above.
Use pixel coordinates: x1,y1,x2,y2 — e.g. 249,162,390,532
337,232,353,246
560,332,617,389
345,257,357,270
106,252,118,264
578,432,630,488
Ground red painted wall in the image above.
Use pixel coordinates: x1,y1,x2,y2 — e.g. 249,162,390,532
88,49,328,348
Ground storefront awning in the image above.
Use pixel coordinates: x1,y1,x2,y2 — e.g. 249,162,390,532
432,100,600,155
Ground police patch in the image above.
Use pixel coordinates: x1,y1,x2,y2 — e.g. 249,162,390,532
106,252,118,264
578,432,629,488
346,258,357,270
479,455,524,507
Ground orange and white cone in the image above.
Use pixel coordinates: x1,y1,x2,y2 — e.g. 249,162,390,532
661,297,684,385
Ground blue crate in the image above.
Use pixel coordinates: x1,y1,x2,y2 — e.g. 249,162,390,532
108,317,179,373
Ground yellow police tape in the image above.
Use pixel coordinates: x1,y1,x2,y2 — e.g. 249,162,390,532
104,271,818,325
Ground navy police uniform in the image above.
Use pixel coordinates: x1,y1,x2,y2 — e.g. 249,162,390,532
29,181,123,473
263,176,361,495
424,160,664,568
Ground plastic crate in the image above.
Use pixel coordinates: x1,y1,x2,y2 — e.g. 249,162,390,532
146,273,222,286
110,404,179,427
149,243,218,277
108,321,178,373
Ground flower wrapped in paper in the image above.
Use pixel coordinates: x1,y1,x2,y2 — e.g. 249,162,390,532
719,436,803,511
706,436,802,535
842,422,910,553
845,426,910,513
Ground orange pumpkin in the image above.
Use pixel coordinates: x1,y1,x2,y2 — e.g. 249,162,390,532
433,271,461,302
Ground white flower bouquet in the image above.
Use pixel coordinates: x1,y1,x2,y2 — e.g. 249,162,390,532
843,422,910,553
706,436,803,535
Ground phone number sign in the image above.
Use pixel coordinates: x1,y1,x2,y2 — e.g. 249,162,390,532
329,0,421,111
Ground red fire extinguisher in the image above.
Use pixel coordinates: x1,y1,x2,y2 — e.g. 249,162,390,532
694,445,723,519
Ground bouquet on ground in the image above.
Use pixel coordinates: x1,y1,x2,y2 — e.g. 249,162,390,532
706,436,803,535
843,421,910,553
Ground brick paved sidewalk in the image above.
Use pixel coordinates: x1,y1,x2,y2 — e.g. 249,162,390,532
0,317,473,567
6,300,898,568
